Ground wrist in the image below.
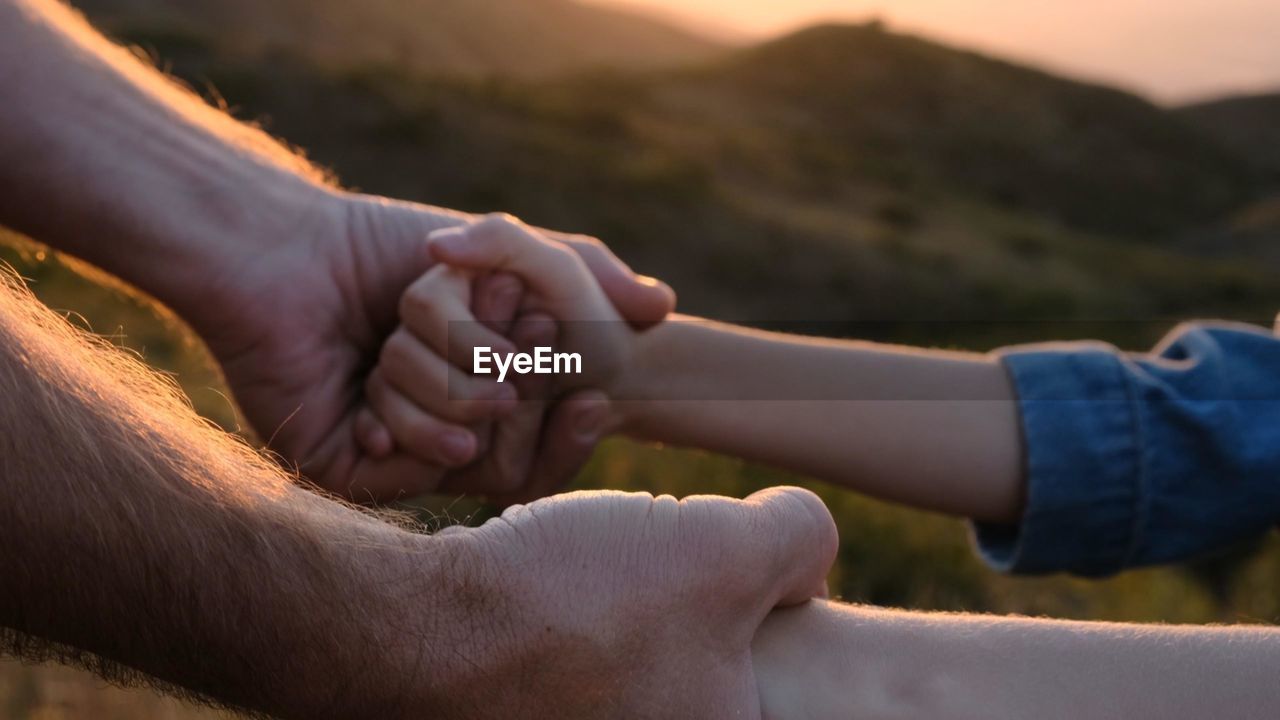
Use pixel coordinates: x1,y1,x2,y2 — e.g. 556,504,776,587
329,527,502,719
30,141,342,332
389,525,569,719
605,317,685,437
137,175,344,326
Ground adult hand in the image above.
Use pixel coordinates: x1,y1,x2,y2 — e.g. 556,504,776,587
188,191,673,500
0,0,672,502
415,486,839,718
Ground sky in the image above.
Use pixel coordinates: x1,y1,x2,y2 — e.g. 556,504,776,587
590,0,1280,103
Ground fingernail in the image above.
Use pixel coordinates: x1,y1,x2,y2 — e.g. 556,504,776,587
428,226,466,241
441,430,475,465
574,403,609,442
427,226,467,253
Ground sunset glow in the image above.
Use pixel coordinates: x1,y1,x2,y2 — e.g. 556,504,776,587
592,0,1280,102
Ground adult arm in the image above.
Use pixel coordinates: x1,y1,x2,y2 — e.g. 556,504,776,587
0,270,457,716
0,0,340,307
753,599,1280,720
0,0,674,500
0,271,835,717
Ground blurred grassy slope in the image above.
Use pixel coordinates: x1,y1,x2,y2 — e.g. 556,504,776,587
1174,93,1280,263
671,24,1259,239
136,23,1280,333
1181,91,1280,179
3,13,1280,719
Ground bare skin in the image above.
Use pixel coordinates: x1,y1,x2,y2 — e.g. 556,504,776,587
377,216,1023,520
0,272,837,718
0,0,675,501
401,216,1280,719
0,1,850,717
753,600,1280,720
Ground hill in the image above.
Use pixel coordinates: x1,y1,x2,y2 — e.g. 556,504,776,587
658,24,1259,239
69,0,723,77
1180,91,1280,179
98,21,1275,332
28,17,1280,326
7,17,1280,716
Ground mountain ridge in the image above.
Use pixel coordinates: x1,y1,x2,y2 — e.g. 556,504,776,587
1179,91,1280,179
56,12,1280,316
633,23,1261,238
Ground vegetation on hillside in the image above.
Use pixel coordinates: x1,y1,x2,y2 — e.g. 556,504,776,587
4,5,1280,716
135,23,1280,333
1181,91,1280,179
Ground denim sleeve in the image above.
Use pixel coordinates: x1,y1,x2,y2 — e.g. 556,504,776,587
972,321,1280,577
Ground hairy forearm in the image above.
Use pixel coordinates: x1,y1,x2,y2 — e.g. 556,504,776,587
0,0,336,305
0,0,471,325
613,318,1024,523
0,274,461,717
753,600,1280,720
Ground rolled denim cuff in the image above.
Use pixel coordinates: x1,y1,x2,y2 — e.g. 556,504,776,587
972,343,1143,577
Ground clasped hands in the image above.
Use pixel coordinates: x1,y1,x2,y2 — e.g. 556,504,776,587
354,213,652,503
197,197,838,717
342,215,837,718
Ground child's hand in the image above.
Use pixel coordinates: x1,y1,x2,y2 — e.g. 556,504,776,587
425,214,640,392
356,265,526,471
356,214,650,482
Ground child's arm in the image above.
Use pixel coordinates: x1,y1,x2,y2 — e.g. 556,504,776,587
611,319,1024,524
406,217,1280,575
418,215,1024,522
751,599,1280,720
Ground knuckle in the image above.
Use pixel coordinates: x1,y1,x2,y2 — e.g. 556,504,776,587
404,416,443,448
489,213,533,235
481,271,522,299
378,332,417,379
478,213,525,241
482,211,521,226
450,394,494,422
398,284,442,325
545,242,583,271
570,233,605,250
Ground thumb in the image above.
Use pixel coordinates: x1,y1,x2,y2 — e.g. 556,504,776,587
739,487,839,609
428,215,583,299
553,232,677,329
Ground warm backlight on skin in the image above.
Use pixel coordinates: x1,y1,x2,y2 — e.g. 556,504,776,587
588,0,1280,101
